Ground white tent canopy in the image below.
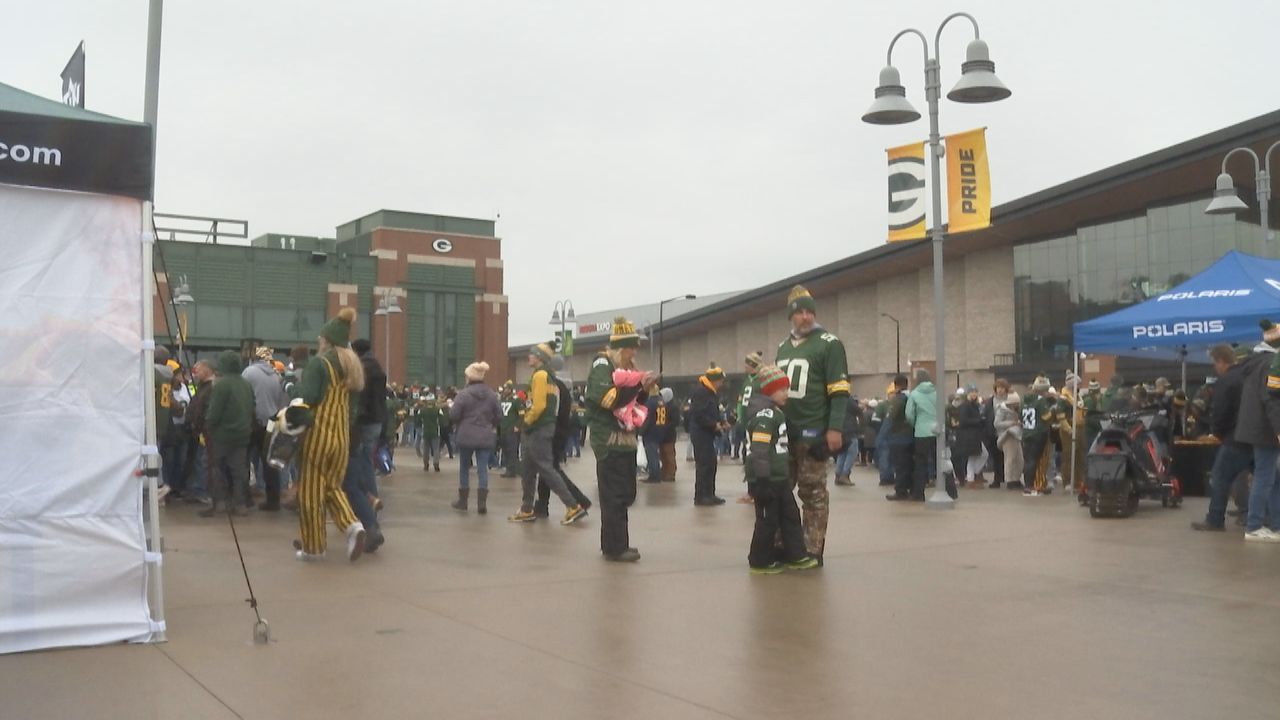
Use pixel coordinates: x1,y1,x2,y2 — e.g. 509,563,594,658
0,81,161,654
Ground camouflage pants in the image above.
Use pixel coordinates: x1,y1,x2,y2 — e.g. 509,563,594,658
789,450,830,557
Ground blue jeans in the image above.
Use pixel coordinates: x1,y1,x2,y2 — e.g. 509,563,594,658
190,441,209,498
835,438,859,477
1246,445,1280,532
1206,443,1252,528
566,431,581,458
643,438,661,480
161,430,187,490
343,423,384,530
460,448,492,490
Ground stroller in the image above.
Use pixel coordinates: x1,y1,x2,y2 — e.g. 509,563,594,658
1080,407,1182,518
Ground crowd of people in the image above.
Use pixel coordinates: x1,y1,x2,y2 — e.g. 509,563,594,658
151,294,1280,573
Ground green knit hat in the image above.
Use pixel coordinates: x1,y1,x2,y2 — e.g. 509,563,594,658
609,316,641,349
787,285,817,316
320,307,356,347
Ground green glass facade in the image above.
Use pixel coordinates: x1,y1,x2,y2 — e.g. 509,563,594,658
155,242,376,351
1012,196,1276,364
404,263,476,387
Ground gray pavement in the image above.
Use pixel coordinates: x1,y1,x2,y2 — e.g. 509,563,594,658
2,444,1278,720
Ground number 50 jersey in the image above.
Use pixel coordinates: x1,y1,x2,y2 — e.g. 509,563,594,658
775,330,851,438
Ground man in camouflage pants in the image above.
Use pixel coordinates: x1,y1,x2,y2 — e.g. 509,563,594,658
775,285,850,564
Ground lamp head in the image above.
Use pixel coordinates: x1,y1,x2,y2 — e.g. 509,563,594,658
566,307,576,321
1204,172,1249,215
946,39,1011,103
861,65,921,125
549,308,561,324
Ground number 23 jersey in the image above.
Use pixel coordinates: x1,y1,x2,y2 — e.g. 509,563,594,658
775,330,850,436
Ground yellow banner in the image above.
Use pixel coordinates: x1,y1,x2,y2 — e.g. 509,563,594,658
945,127,991,234
886,141,926,242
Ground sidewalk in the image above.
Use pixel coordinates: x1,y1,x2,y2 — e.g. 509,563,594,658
2,448,1276,719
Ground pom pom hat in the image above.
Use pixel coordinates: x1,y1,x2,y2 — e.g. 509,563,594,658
464,362,490,382
1262,319,1280,347
705,366,725,382
787,285,817,316
609,316,641,349
756,365,790,397
320,307,356,347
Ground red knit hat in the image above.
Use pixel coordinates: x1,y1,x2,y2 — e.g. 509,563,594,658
756,365,790,396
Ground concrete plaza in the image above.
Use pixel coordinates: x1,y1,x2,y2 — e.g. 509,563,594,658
2,445,1277,720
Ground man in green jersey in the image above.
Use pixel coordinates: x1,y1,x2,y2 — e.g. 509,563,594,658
774,285,849,562
498,381,523,477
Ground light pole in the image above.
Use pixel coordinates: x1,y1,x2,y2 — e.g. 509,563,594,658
657,293,697,376
880,312,901,375
171,274,194,366
549,299,576,356
862,11,1011,509
1204,140,1280,243
374,290,402,382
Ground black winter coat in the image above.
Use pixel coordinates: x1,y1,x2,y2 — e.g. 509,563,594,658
688,382,721,438
953,400,985,458
1235,349,1280,448
1210,362,1246,444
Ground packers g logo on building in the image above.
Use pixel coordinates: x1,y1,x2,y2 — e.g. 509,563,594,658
887,156,926,232
432,238,453,253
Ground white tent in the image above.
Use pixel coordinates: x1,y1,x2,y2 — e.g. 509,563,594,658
0,81,163,653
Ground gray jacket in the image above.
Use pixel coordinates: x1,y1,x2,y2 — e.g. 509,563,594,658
449,381,502,450
242,360,289,426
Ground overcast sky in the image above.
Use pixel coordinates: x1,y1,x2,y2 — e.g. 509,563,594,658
5,1,1277,344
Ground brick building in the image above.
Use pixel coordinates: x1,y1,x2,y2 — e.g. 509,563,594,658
154,210,510,386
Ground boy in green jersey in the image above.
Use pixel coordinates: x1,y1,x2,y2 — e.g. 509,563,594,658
774,285,849,562
745,365,820,574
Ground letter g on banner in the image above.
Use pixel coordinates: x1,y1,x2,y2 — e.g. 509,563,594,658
887,141,926,242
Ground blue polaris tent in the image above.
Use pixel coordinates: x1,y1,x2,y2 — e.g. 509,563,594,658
1073,250,1280,359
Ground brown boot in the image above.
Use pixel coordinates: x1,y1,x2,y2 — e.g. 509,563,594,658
451,488,469,512
476,489,488,515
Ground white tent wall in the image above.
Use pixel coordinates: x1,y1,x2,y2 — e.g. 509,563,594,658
0,183,156,653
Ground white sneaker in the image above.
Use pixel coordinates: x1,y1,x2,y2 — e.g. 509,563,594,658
295,550,325,561
1244,528,1280,543
346,522,367,562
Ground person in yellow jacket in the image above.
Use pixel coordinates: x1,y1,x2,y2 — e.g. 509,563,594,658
508,342,588,525
292,308,367,562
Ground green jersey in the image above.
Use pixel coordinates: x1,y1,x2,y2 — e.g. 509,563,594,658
1019,393,1054,438
499,396,523,432
736,373,759,426
585,352,640,455
775,329,850,441
419,405,443,437
745,401,790,484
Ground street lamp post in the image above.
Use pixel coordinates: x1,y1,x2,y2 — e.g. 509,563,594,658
880,312,901,374
549,299,576,352
657,293,697,376
374,290,402,382
862,11,1011,509
1204,140,1280,243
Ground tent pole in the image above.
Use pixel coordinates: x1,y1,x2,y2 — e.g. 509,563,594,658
1068,351,1079,493
141,0,166,643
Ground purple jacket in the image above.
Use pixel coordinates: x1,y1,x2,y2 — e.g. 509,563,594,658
449,381,502,449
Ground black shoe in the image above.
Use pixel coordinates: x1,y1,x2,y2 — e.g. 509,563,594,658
885,493,910,502
909,494,926,502
1191,521,1225,532
878,480,895,486
533,507,549,518
434,465,440,472
604,548,641,562
365,531,386,553
1006,481,1024,490
258,502,280,512
694,496,726,506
